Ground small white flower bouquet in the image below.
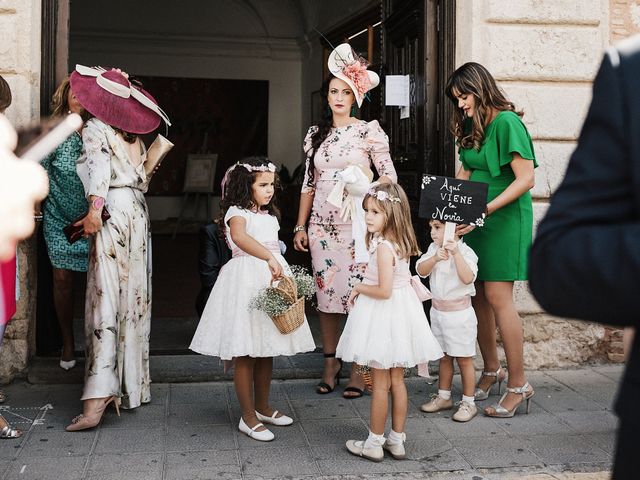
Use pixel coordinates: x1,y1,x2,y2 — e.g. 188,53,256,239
249,265,315,334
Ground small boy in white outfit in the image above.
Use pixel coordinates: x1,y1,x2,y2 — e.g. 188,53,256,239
416,219,479,422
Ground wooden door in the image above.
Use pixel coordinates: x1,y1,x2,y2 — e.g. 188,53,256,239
382,0,456,206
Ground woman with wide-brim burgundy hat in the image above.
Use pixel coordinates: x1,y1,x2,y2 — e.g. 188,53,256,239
65,65,170,431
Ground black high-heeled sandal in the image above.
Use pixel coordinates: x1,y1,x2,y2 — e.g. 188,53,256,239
316,353,342,394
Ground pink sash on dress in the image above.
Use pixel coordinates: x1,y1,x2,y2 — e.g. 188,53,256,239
231,241,280,258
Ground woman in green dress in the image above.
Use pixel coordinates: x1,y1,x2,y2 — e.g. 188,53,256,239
41,77,89,371
446,62,537,418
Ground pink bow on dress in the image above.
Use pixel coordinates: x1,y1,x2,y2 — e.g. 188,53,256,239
410,275,432,302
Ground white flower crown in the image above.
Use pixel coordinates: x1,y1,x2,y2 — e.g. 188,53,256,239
238,162,276,173
367,189,401,203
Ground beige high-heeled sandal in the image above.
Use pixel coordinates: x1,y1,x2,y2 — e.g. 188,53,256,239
484,382,534,418
474,366,506,401
65,396,120,432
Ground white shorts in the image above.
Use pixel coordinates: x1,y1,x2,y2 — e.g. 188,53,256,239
429,306,477,358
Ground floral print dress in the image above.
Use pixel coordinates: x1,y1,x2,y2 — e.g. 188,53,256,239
76,118,152,409
302,120,397,313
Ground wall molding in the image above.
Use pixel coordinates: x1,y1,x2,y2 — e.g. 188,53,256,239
70,30,303,61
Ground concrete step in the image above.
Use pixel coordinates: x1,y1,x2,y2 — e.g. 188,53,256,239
27,351,332,384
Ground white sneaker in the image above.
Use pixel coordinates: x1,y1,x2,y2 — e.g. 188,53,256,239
452,401,477,422
238,417,274,442
255,410,293,426
345,439,384,462
383,433,406,459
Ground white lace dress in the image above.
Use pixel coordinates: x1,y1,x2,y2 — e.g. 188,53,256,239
189,206,316,359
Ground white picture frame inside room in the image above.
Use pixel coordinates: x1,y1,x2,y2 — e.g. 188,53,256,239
183,154,218,193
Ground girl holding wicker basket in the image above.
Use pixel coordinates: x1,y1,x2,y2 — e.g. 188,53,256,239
190,157,315,442
336,183,443,462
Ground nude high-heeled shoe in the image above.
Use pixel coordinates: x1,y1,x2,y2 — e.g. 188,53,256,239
484,382,535,418
65,396,120,432
474,366,506,401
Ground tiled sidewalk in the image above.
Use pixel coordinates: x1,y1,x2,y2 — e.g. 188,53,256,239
0,364,620,479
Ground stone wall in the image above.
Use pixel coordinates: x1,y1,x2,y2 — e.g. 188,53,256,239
0,0,41,382
456,0,614,368
610,0,640,43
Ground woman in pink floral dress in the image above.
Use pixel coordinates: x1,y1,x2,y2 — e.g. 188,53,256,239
294,44,397,398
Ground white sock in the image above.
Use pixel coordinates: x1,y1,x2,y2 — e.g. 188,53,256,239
364,430,385,449
462,395,475,405
438,389,452,400
387,429,405,445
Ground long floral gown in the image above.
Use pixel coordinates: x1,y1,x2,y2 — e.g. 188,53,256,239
77,118,152,409
302,120,397,313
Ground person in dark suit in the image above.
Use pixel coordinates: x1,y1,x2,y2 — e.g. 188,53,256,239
195,222,231,318
529,36,640,479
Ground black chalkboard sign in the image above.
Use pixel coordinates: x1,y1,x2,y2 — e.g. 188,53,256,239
418,175,489,226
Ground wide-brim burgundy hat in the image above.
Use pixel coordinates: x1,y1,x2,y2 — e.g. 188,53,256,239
70,65,170,134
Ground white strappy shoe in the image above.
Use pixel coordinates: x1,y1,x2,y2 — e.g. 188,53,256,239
484,382,535,418
238,417,274,442
255,410,293,426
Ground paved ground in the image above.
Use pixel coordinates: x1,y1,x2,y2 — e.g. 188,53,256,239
0,362,621,479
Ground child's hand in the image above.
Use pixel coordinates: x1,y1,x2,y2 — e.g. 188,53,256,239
444,240,459,255
435,247,449,261
267,256,283,280
348,285,360,305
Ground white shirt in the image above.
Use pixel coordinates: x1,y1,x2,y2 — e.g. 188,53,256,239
415,240,478,300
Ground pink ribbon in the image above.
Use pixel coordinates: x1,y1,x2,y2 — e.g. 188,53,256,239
410,275,432,302
432,296,472,312
231,241,280,258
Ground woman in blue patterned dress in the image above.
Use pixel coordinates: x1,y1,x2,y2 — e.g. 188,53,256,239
41,77,89,371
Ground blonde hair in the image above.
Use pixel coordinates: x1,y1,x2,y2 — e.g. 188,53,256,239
50,77,72,117
363,183,420,260
50,76,88,121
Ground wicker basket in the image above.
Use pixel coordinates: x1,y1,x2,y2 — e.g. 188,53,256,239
269,276,305,334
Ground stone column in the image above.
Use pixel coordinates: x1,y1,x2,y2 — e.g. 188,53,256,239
456,0,613,367
0,0,42,381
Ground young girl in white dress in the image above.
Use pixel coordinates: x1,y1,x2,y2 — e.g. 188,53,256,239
190,157,315,442
416,219,480,422
336,183,443,462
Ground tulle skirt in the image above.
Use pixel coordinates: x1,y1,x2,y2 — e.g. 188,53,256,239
190,255,316,360
336,285,443,369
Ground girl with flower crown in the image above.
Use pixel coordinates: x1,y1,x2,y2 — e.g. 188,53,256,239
336,183,443,462
190,157,315,443
294,44,397,399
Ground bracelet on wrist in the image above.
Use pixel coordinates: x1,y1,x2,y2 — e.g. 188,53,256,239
293,224,306,234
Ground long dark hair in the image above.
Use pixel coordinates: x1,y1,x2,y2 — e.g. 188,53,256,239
219,156,281,233
445,62,522,150
306,76,336,188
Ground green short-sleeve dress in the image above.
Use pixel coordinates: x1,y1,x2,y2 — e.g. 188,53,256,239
459,110,537,281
